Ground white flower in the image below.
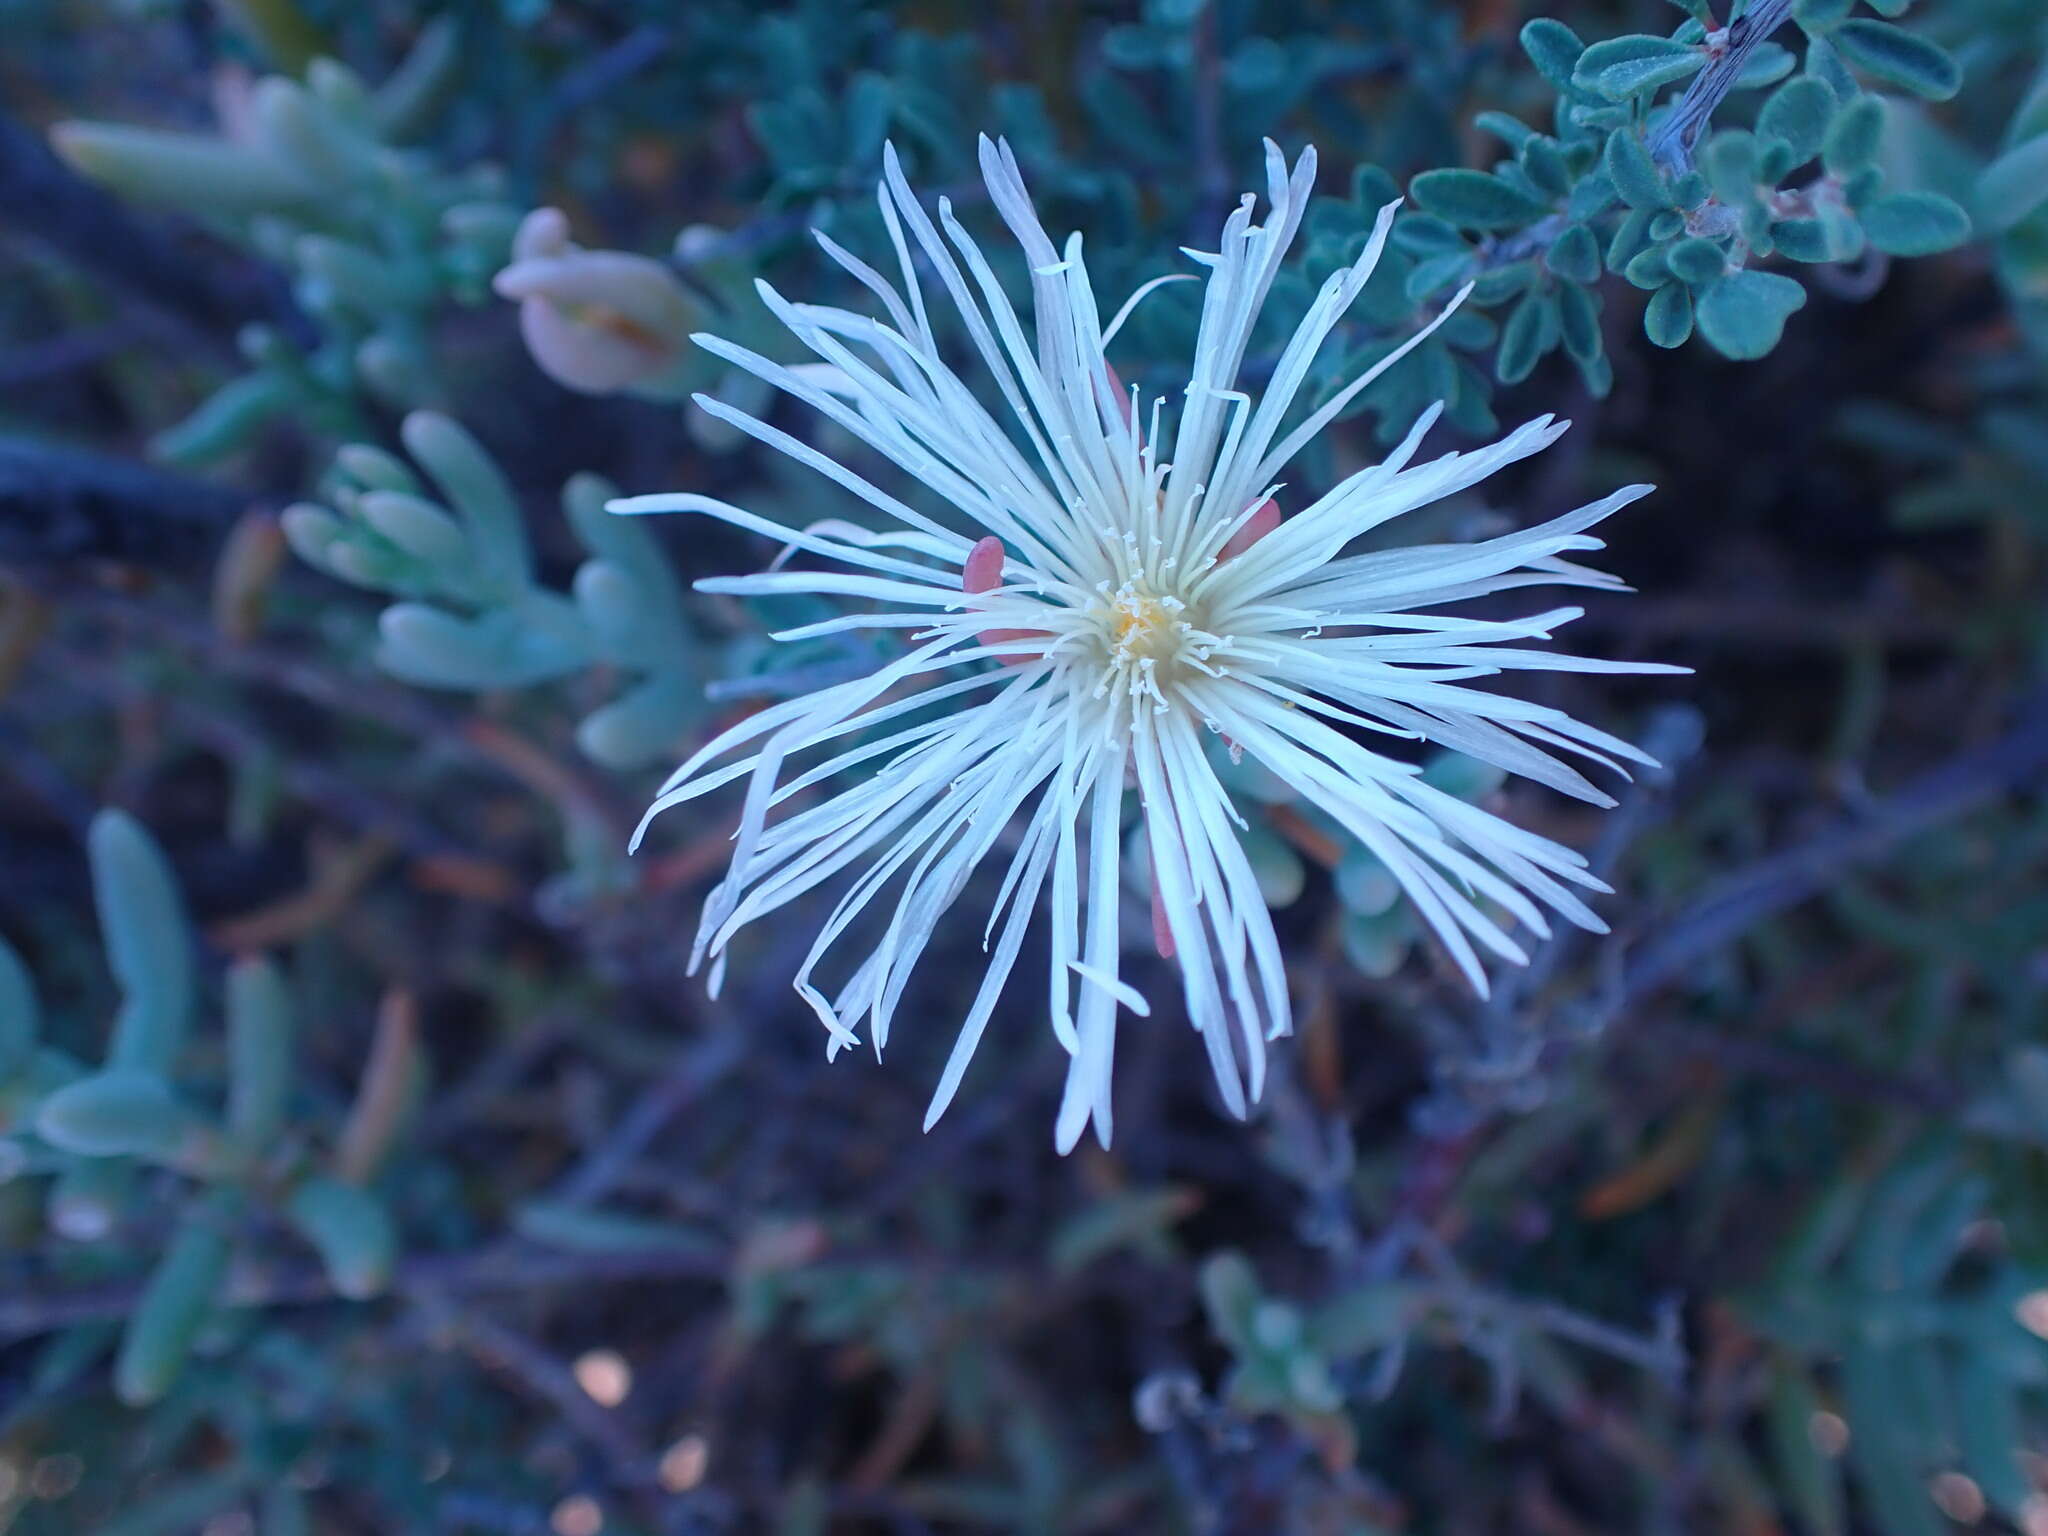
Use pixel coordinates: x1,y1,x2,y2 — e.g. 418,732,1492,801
614,138,1678,1152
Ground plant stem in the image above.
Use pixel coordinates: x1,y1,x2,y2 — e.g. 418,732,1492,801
1649,0,1799,174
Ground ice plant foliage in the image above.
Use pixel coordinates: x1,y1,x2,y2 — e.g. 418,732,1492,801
615,138,1677,1152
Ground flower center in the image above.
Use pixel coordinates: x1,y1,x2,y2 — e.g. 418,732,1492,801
1102,581,1192,670
1110,588,1169,645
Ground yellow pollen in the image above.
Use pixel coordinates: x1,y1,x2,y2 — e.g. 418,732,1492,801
1111,592,1170,644
1106,585,1187,668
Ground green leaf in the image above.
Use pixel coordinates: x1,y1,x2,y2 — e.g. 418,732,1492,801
1544,223,1601,283
1474,110,1536,150
1574,347,1614,399
285,1177,396,1300
1842,1342,1947,1536
115,1210,232,1405
1806,35,1862,102
1556,280,1602,362
576,673,693,769
1624,245,1671,289
226,959,292,1148
98,1473,248,1536
1199,1251,1263,1352
1773,217,1833,261
375,596,590,691
259,1488,313,1536
1391,214,1469,257
1050,1187,1198,1275
279,503,345,573
1341,905,1413,977
1404,252,1474,303
1519,18,1585,90
1954,1354,2029,1514
1733,42,1797,91
1767,1361,1845,1536
0,937,37,1084
151,373,294,467
1495,292,1553,383
575,559,664,663
1860,191,1971,255
1468,259,1536,306
1697,269,1807,359
1408,169,1549,230
1605,127,1672,210
1420,749,1506,801
1521,137,1569,198
357,491,470,572
1606,208,1656,272
2004,1044,2048,1123
48,122,315,215
515,1199,721,1256
1842,166,1885,210
1241,824,1306,907
36,1070,200,1161
373,15,462,141
843,71,894,168
1822,94,1886,176
248,78,375,187
89,812,192,1076
1566,171,1619,221
1665,236,1727,285
1845,1148,1957,1289
1758,76,1837,166
1702,130,1760,205
295,235,410,314
1573,35,1706,101
1832,20,1961,101
1792,0,1855,28
1978,134,2048,234
399,412,531,599
1644,282,1695,347
335,443,421,495
1309,1282,1417,1355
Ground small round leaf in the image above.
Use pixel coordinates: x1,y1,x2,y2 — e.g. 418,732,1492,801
1757,77,1837,166
1833,20,1961,101
1605,128,1671,211
1644,282,1695,348
1408,169,1550,230
1697,269,1808,359
1860,191,1971,255
1574,35,1706,101
1823,95,1885,177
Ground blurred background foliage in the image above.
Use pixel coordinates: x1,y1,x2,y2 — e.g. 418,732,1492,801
0,0,2044,1532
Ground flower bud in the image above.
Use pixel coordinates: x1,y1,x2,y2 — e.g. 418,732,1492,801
493,209,697,396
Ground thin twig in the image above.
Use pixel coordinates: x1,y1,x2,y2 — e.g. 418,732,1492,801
547,24,674,115
0,1242,726,1343
1648,0,1798,175
1482,704,1705,1030
0,439,247,569
0,323,142,388
43,643,474,868
1597,689,2048,1023
411,1288,659,1489
544,1031,746,1208
46,582,633,841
